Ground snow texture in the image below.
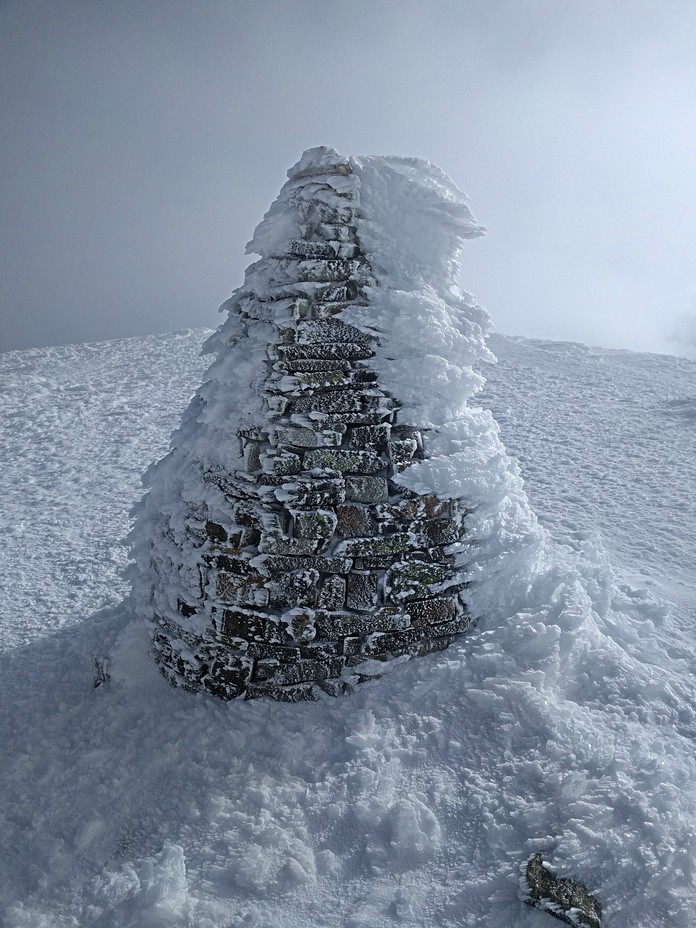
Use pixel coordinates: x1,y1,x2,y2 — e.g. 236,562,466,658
0,166,695,925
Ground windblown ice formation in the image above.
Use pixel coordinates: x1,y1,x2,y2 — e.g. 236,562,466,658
129,146,541,699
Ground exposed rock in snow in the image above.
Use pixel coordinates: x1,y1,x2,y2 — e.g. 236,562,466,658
129,146,540,700
523,852,602,928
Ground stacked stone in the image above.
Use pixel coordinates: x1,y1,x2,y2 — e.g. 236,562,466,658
152,154,471,701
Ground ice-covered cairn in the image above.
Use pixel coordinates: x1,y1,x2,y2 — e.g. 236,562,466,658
130,146,498,701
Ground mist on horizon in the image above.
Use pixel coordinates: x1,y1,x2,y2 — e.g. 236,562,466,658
1,0,695,358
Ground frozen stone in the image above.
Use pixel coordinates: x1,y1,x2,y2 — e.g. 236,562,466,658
135,146,484,700
523,853,602,928
294,509,338,540
304,448,383,474
344,475,388,503
345,571,379,611
316,575,347,611
335,503,376,537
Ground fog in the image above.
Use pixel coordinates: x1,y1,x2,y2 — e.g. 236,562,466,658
2,0,695,356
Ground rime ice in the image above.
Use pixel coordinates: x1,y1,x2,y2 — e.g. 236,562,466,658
129,146,524,700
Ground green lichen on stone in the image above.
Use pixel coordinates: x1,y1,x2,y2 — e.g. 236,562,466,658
385,559,451,601
304,448,382,474
524,853,602,928
337,533,411,558
295,369,350,390
294,509,338,540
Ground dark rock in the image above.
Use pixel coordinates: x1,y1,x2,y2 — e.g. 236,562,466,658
523,852,602,928
344,475,389,503
336,503,376,537
316,575,347,610
294,508,338,540
304,448,383,474
275,342,374,362
345,571,380,611
348,423,391,451
315,607,408,638
221,608,285,644
404,597,456,626
205,521,228,542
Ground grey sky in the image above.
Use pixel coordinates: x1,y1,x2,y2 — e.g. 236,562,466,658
1,0,695,356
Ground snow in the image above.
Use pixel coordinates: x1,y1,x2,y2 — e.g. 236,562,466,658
1,146,695,925
1,326,695,926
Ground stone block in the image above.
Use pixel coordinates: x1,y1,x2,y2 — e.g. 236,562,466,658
270,426,321,448
344,475,388,503
311,410,393,426
276,342,374,362
345,571,380,611
274,476,346,509
204,655,254,699
336,503,376,537
296,318,372,344
315,607,408,638
214,570,270,608
279,357,352,373
417,518,461,546
205,521,228,543
293,391,379,416
404,597,456,627
267,452,302,476
337,533,411,558
353,556,394,569
288,240,338,259
246,642,301,662
348,423,391,451
316,575,347,611
294,508,338,540
523,853,602,928
293,258,365,284
292,369,356,392
385,559,453,602
304,448,383,474
256,554,353,575
342,636,362,657
259,534,321,556
273,657,344,686
244,681,318,702
268,569,320,608
243,441,262,473
389,438,418,470
299,639,343,660
221,608,284,644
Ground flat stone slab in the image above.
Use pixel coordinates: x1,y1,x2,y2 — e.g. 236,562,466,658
523,852,602,928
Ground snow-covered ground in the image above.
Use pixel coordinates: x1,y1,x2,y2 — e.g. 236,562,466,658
0,328,694,927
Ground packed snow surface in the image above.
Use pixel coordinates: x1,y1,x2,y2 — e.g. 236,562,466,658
1,328,695,927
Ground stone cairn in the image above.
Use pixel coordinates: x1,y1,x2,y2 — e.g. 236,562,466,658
150,151,472,700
